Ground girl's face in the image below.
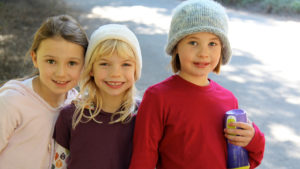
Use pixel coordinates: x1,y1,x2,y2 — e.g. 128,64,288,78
31,37,84,96
91,52,135,101
176,32,222,85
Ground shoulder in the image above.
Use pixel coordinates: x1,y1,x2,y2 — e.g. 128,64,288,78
210,80,238,105
0,88,22,100
211,79,235,96
61,103,76,113
0,81,28,125
0,80,33,109
0,80,28,97
59,103,77,119
145,75,178,96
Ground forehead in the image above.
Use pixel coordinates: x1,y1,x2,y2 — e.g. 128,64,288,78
38,37,84,59
185,32,220,40
97,52,134,61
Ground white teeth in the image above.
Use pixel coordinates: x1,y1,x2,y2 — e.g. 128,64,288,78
55,80,67,84
107,82,122,86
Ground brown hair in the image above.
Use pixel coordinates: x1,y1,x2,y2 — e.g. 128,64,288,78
28,14,88,78
1,15,88,86
29,14,88,54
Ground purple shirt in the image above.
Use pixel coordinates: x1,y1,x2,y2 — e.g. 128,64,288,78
53,103,136,169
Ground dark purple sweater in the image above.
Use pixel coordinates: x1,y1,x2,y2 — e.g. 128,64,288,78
53,103,136,169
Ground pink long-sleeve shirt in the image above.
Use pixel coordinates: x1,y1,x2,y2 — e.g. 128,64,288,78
0,78,77,169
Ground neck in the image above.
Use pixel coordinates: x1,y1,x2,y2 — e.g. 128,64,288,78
178,72,210,86
32,77,66,108
101,93,124,113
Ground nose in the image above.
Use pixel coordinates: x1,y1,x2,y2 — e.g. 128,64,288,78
110,65,121,77
55,64,67,77
197,45,209,58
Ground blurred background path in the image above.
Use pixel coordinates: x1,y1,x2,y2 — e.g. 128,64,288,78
1,0,300,168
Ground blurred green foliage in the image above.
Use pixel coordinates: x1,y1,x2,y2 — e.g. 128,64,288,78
217,0,300,14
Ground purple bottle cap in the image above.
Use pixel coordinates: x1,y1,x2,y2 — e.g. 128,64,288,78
225,109,247,124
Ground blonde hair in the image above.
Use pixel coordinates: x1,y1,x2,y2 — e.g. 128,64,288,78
72,39,139,129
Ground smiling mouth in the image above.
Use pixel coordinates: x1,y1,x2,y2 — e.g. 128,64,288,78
106,82,122,85
194,62,209,68
53,80,69,85
105,81,124,88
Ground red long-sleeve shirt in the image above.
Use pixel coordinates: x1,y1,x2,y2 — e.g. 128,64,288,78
129,75,265,169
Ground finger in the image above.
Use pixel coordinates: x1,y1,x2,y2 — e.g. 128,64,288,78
224,128,251,137
225,133,247,142
227,139,247,147
229,122,252,130
225,134,250,147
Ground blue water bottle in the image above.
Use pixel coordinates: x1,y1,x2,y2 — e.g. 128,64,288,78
224,109,250,169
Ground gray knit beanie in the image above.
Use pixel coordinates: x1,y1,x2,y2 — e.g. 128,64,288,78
166,0,231,65
85,24,142,80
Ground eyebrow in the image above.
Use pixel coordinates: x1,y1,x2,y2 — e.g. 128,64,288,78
187,36,220,41
98,58,134,62
123,59,135,62
43,55,82,61
98,58,109,61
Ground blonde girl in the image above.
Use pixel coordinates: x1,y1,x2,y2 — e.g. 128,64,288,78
52,24,142,169
0,15,88,169
129,0,265,169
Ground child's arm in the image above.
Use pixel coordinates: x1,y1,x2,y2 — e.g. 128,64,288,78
244,123,265,168
0,95,21,152
51,142,70,169
129,89,164,169
224,121,265,168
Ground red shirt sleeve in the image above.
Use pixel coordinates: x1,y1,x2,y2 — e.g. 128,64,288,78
244,122,265,169
129,88,164,169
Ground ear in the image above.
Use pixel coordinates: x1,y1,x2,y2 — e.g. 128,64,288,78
31,51,38,68
174,45,178,54
89,70,94,77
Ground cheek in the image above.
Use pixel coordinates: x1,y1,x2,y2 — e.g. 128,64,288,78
71,67,83,79
38,65,52,76
127,69,136,82
93,69,107,82
178,54,190,67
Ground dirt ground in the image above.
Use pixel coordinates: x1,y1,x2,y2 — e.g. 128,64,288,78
0,0,81,83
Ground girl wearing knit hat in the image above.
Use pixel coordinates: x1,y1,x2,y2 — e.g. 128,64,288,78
52,24,142,169
130,0,265,169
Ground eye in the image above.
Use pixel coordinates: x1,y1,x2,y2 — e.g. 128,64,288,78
69,61,78,66
99,62,108,66
47,59,55,64
209,42,218,46
122,62,132,67
188,41,198,46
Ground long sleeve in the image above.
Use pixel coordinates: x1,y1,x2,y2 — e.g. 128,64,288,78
245,123,265,169
0,92,21,152
129,89,164,169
